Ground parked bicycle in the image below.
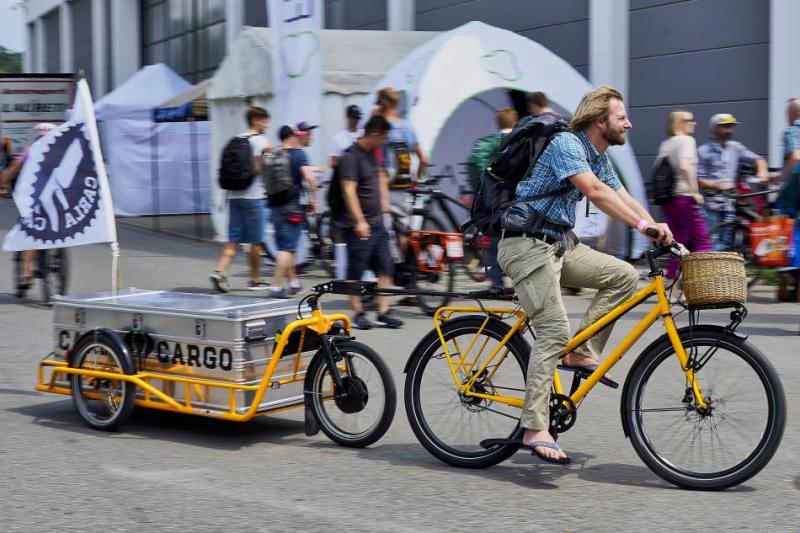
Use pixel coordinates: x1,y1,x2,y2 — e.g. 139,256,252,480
400,236,785,490
706,187,783,287
12,248,68,304
392,166,489,284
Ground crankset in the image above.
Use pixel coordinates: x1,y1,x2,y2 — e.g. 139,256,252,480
549,393,577,433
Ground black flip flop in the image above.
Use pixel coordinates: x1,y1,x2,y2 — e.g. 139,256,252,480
558,363,619,389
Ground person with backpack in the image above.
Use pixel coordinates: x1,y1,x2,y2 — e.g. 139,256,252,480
494,86,672,464
467,107,518,289
211,107,271,293
654,110,711,279
330,116,403,329
267,125,318,298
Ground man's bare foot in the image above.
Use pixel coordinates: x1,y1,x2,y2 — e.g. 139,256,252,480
521,429,568,461
562,352,616,383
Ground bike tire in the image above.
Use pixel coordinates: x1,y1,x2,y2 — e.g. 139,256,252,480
405,316,529,468
463,233,488,283
707,221,761,288
12,251,25,298
314,211,336,277
622,326,785,490
70,329,137,432
406,214,453,315
55,248,69,296
306,340,396,448
39,250,53,305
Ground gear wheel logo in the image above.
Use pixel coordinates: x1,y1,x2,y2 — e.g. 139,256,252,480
20,124,100,244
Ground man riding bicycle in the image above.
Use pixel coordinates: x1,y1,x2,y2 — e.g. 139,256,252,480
0,122,57,292
498,86,672,464
697,114,769,251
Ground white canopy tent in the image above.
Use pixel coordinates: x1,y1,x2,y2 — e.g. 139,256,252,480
208,27,438,241
363,21,649,257
96,64,212,216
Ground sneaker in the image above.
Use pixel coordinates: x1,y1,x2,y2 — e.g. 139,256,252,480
352,312,373,330
247,280,271,291
210,272,230,293
288,281,303,295
375,311,403,328
268,288,291,299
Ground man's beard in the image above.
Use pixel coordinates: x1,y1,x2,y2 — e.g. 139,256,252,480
602,125,626,146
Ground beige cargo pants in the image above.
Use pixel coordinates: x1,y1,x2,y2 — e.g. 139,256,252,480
497,235,638,431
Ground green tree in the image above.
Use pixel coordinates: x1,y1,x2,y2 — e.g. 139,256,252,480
0,45,23,73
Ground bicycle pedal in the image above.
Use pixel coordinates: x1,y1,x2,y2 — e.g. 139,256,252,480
557,365,619,389
479,438,522,449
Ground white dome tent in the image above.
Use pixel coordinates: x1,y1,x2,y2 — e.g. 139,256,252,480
366,21,649,257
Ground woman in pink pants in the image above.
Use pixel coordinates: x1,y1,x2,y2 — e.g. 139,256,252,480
657,110,711,279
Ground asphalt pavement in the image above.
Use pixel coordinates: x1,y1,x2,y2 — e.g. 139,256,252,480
1,199,798,532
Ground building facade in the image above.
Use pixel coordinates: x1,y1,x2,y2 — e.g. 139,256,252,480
21,0,800,169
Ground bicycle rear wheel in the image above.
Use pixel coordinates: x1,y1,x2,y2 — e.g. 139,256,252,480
463,233,488,283
622,326,785,490
405,316,529,468
39,249,68,304
306,340,396,448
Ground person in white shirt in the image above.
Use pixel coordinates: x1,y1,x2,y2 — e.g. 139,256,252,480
330,105,364,168
210,107,272,292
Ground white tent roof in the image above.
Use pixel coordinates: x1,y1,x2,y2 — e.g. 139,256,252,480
95,63,191,120
208,27,438,100
366,21,649,255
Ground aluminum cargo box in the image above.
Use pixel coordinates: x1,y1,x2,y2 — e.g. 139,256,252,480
52,289,313,414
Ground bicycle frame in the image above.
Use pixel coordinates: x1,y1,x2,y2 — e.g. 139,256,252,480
432,274,709,412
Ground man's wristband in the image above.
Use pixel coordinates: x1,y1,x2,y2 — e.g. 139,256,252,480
636,219,649,233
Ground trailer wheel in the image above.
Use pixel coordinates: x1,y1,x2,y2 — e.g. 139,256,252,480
70,329,136,431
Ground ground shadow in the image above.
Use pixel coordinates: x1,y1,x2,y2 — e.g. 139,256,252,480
8,399,311,451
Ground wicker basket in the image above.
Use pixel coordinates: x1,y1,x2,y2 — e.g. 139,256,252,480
681,252,747,306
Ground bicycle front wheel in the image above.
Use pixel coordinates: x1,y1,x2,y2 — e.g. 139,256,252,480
306,340,396,448
623,326,785,490
405,316,529,468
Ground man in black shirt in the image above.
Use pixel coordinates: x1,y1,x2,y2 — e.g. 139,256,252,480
339,116,403,329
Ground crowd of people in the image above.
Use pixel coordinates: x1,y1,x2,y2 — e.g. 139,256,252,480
206,87,800,339
211,89,428,329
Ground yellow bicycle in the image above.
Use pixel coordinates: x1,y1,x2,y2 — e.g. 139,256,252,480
402,241,786,490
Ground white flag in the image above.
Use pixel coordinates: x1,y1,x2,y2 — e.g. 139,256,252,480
3,79,116,251
268,0,324,164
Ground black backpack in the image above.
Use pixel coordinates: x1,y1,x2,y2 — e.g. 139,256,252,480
647,156,676,206
263,149,295,200
327,160,346,220
464,114,572,236
218,135,256,191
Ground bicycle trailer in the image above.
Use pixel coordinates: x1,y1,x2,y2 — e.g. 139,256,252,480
38,289,316,422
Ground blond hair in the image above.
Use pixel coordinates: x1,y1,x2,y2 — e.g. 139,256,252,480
495,107,519,130
666,109,691,136
570,85,624,131
377,87,400,108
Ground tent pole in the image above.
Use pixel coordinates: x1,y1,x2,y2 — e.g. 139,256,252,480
189,120,201,239
151,121,161,231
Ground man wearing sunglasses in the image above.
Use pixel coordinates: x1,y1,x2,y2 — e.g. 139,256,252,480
697,113,768,251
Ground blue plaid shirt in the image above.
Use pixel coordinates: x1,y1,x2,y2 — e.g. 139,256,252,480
514,130,622,238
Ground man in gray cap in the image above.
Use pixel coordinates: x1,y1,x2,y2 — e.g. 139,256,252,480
697,113,768,251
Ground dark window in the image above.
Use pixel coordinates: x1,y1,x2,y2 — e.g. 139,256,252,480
141,0,226,82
